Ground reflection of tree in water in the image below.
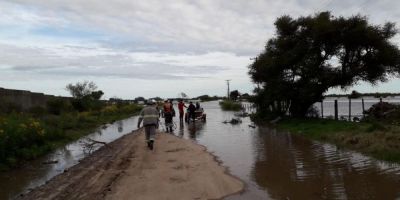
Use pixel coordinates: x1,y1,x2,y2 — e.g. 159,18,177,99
252,128,400,200
178,122,184,137
117,121,123,133
96,128,103,136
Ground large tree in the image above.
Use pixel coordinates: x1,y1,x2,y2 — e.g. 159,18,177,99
66,81,102,99
249,12,400,117
66,81,104,111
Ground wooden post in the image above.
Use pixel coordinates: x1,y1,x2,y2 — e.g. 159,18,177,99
334,100,338,120
362,98,365,118
320,101,324,118
380,98,382,103
348,98,351,121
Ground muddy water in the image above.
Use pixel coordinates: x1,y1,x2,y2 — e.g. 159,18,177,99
2,101,400,199
0,116,138,200
173,101,400,200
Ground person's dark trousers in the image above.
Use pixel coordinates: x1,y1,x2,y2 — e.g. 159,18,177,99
165,112,173,132
179,111,184,122
144,125,156,150
189,112,195,123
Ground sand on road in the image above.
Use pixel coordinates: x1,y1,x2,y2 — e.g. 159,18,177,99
18,129,244,200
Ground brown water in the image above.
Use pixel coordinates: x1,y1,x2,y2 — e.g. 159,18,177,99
2,101,400,199
175,101,400,200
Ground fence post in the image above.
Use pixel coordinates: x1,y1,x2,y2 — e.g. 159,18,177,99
362,98,365,118
348,97,351,121
320,101,324,118
334,99,338,120
380,98,382,103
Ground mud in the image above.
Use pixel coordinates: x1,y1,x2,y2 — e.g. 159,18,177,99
16,129,243,200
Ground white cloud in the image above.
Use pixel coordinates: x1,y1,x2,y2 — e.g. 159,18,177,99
0,0,399,98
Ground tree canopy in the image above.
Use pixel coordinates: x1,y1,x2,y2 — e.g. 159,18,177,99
230,90,240,101
249,12,400,117
66,81,103,100
65,81,104,111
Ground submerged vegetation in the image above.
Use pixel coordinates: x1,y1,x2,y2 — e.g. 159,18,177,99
269,101,400,163
0,81,142,170
219,100,242,111
277,118,400,163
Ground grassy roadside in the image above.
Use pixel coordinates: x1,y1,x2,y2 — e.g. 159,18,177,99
219,100,242,111
0,104,142,171
275,118,400,163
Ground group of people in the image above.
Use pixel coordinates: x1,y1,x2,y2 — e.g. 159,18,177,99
137,99,202,150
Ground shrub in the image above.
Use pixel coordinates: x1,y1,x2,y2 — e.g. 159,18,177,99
0,115,47,166
305,106,320,118
219,100,242,111
364,102,400,124
71,97,105,112
47,98,73,115
103,105,118,114
29,106,47,116
0,99,22,114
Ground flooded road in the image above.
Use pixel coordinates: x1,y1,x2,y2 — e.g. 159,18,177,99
2,101,400,199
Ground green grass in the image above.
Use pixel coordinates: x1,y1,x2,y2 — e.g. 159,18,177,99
219,100,242,111
276,118,400,163
0,104,142,170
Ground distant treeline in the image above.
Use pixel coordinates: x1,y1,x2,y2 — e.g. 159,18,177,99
127,93,252,104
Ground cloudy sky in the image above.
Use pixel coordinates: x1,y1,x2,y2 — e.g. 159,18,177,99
0,0,400,99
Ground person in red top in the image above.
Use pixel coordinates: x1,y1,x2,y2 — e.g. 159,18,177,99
178,99,187,123
163,100,175,133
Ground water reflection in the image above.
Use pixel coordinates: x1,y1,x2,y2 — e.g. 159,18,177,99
252,127,400,200
117,120,123,133
186,122,204,140
0,116,138,200
3,101,400,200
178,122,184,138
171,101,400,200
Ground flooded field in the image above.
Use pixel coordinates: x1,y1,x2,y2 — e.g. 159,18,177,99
1,101,400,199
315,96,400,119
176,101,400,200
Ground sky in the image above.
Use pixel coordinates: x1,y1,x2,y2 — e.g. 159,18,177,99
0,0,400,99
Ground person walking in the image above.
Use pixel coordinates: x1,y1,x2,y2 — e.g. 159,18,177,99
187,101,196,123
178,99,187,123
163,100,175,132
137,100,159,150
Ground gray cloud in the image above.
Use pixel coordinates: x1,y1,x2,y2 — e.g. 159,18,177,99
1,0,400,98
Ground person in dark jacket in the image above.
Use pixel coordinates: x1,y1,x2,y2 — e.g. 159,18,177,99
137,100,159,150
187,102,196,123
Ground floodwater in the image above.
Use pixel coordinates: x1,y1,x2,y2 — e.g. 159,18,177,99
0,117,139,200
2,101,400,199
173,101,400,200
315,96,400,119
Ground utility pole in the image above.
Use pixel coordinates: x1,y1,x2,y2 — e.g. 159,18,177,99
226,79,231,99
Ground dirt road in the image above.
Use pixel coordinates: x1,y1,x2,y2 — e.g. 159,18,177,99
17,129,244,200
